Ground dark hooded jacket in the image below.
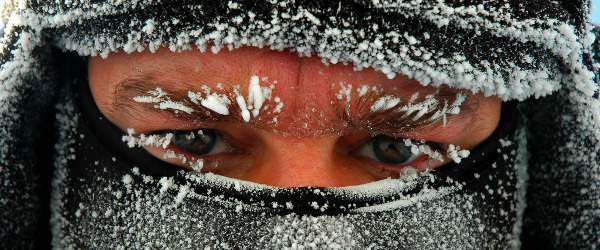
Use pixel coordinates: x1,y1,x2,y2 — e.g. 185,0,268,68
1,0,599,249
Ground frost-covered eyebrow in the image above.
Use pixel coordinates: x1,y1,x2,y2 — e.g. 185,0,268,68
111,75,245,123
331,87,477,135
111,75,477,134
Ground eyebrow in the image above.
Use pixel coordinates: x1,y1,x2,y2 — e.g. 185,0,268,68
112,74,271,125
332,86,478,136
111,74,478,135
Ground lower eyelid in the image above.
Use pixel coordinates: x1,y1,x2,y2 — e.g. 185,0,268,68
148,144,225,171
167,142,221,159
375,154,429,171
365,154,446,178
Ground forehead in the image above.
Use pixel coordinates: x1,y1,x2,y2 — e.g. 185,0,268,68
88,47,460,135
89,46,439,95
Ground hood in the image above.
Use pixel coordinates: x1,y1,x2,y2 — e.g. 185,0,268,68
1,0,599,249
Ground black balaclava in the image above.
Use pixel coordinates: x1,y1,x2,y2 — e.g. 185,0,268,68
1,1,599,249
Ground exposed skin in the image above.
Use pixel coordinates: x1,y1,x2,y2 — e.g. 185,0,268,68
89,46,501,187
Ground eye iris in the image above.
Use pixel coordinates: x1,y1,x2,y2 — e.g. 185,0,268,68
373,136,414,165
172,130,216,155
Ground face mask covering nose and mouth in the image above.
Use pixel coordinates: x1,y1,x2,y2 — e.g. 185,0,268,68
49,53,527,249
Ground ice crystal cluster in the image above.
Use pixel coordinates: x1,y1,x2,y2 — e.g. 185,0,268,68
133,76,280,122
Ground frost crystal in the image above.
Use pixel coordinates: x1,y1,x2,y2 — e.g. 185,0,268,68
249,75,264,117
371,95,401,112
446,144,470,164
134,88,194,114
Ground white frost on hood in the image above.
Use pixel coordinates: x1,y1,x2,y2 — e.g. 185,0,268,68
1,1,595,100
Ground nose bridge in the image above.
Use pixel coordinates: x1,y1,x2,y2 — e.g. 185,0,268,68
249,135,346,187
248,49,302,101
248,51,339,131
270,136,333,186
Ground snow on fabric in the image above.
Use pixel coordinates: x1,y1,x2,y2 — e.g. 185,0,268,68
6,0,594,100
50,93,529,247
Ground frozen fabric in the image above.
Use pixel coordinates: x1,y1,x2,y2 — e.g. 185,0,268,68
0,0,598,248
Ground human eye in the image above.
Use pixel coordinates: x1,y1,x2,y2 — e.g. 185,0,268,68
352,135,445,174
356,135,423,165
169,129,232,156
123,128,246,172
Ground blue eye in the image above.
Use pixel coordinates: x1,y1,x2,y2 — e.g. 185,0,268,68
357,135,422,165
171,129,231,156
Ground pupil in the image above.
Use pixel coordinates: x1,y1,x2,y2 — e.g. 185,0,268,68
373,136,413,165
172,130,216,155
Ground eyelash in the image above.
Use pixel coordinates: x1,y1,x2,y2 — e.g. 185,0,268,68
353,137,446,172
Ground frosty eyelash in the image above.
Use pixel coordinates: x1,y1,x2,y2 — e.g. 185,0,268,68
122,128,174,149
400,139,470,163
402,139,444,162
162,148,205,172
122,128,205,172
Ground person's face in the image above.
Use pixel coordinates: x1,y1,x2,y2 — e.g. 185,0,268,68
88,46,501,187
